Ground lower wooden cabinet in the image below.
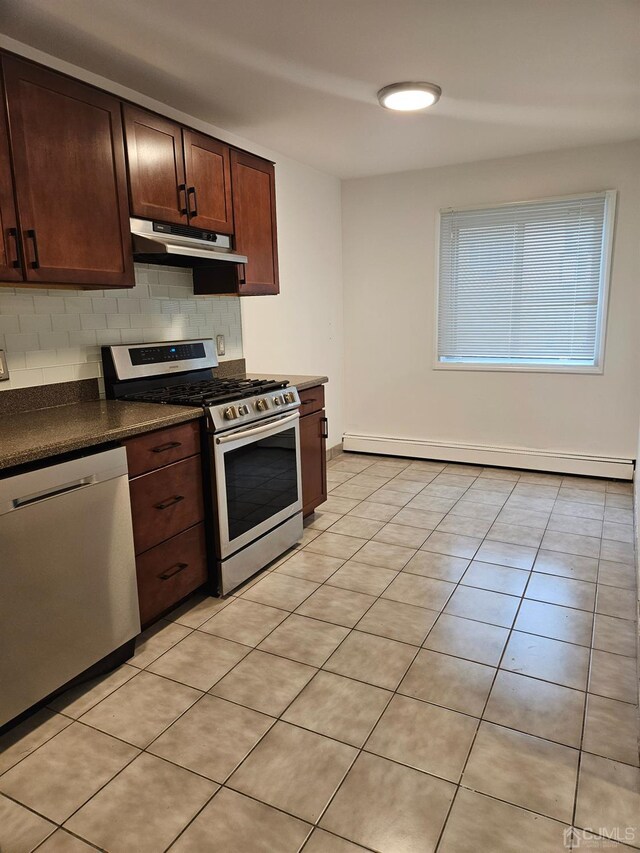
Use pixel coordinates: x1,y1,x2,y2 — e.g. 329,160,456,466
128,454,204,554
135,523,207,626
124,420,208,626
299,385,328,517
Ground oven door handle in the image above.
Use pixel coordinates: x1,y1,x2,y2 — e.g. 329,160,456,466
215,411,299,444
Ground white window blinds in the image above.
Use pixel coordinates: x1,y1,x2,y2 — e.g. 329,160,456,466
437,191,615,369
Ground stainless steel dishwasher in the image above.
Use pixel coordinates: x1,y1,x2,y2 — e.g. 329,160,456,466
0,446,140,727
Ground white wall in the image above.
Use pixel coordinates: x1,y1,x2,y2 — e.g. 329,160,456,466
242,160,343,448
0,36,344,443
342,141,640,473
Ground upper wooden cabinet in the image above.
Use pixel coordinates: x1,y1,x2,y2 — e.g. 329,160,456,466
193,150,279,296
1,56,134,287
123,105,187,225
123,106,234,235
0,51,279,295
182,130,233,234
232,150,279,295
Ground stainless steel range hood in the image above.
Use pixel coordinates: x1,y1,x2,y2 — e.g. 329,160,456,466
130,218,248,266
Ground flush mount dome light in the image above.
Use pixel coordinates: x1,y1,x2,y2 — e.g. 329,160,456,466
377,82,442,111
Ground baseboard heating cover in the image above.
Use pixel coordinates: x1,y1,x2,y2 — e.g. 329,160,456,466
342,433,633,480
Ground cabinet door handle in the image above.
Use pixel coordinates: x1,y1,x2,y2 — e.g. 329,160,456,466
177,183,188,216
26,229,40,269
158,562,188,580
187,186,198,217
151,441,182,454
7,228,20,268
237,263,246,285
154,494,185,510
321,417,329,439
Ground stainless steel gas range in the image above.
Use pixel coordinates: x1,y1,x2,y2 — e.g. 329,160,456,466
102,339,303,594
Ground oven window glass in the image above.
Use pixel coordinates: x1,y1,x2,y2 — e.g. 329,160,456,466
224,427,298,541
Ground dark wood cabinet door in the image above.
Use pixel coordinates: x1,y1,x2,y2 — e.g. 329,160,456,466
0,81,21,282
136,523,207,626
300,409,327,517
231,150,279,295
183,130,233,234
2,57,134,287
123,104,187,225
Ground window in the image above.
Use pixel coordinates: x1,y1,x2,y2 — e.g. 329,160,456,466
436,191,616,372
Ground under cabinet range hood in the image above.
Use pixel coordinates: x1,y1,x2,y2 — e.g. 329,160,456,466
130,218,248,267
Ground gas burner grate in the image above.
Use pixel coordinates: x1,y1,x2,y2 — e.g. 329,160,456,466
123,377,289,407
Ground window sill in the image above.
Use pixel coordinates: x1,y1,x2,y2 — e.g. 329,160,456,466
433,362,604,375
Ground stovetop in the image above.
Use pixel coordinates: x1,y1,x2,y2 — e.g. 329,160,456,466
122,377,289,407
101,339,302,432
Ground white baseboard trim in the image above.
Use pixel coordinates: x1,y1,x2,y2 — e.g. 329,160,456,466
342,433,634,480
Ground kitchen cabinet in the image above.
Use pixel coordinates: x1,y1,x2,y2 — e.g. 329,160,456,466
299,385,328,516
124,420,208,626
1,56,134,287
123,105,234,235
193,149,279,296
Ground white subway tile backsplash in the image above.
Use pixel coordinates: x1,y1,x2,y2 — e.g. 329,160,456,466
19,314,52,333
2,295,35,315
4,332,40,352
51,313,82,332
106,314,131,329
34,296,66,314
80,314,107,330
0,264,243,390
68,330,98,347
65,296,94,314
25,349,59,368
38,331,70,350
8,367,45,386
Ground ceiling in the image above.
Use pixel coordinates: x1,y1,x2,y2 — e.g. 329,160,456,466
2,0,639,178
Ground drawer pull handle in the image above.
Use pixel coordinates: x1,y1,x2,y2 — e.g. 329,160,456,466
321,416,329,439
151,441,182,453
26,228,40,269
177,183,188,216
154,494,185,510
158,562,188,580
7,228,20,268
302,398,317,405
187,186,198,217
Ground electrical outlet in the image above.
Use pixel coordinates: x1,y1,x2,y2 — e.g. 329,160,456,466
0,349,9,382
216,335,226,357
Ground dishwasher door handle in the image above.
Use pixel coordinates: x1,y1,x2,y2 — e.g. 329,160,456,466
12,476,96,509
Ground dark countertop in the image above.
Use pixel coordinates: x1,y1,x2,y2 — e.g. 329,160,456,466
0,373,328,471
247,373,328,392
0,400,203,471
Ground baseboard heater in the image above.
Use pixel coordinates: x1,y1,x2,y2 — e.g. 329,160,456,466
342,433,634,480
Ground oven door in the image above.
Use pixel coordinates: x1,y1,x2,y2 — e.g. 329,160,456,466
213,410,302,558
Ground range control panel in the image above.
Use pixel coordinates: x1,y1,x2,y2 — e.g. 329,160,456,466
208,388,301,433
129,342,207,366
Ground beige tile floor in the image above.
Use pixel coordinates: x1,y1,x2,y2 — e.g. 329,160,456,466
1,452,639,852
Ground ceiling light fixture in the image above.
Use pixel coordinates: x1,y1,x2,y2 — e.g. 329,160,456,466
377,82,442,111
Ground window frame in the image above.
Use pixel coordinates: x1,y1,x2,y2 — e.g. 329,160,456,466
433,190,617,375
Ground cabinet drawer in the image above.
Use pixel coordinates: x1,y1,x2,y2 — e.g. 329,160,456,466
124,420,201,477
298,385,325,417
136,523,208,625
129,455,205,554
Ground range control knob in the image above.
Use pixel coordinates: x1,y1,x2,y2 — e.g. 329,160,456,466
283,391,295,404
237,404,250,415
223,405,238,420
272,395,282,406
255,398,269,412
